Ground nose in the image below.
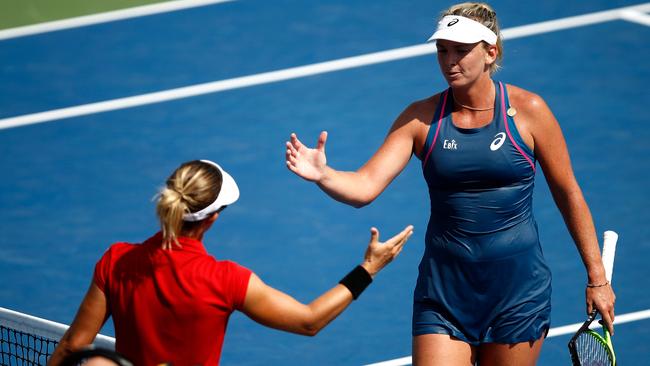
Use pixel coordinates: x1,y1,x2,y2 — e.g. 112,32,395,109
438,52,458,69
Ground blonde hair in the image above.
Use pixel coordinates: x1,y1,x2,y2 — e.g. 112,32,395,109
155,160,222,249
441,2,503,74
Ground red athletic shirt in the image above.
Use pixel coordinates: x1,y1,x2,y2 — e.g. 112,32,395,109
94,232,252,365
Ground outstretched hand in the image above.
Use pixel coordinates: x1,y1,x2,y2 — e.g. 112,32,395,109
286,131,328,182
362,225,414,277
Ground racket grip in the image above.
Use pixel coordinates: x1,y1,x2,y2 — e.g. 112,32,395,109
601,230,618,283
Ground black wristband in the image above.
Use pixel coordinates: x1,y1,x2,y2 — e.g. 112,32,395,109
339,265,373,300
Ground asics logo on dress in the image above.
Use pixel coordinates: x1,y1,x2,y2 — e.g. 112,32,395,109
443,139,458,150
490,132,506,151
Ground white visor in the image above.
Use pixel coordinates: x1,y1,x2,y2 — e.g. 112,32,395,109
427,15,497,45
182,160,240,222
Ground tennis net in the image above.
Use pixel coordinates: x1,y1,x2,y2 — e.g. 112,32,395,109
0,307,114,366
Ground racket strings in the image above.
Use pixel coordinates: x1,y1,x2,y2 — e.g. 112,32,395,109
575,332,613,366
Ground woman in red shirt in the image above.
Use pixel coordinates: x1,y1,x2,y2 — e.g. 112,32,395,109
48,159,413,366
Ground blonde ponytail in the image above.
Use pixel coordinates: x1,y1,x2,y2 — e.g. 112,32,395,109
155,161,222,249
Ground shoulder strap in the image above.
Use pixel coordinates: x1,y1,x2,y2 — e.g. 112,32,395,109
498,81,536,172
422,89,450,168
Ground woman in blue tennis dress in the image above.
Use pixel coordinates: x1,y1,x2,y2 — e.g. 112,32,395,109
413,78,550,342
285,2,615,365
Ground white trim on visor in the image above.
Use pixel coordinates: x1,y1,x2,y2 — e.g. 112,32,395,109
182,160,239,222
427,15,497,45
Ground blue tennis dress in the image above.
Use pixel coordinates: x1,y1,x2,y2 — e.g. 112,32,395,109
413,81,551,345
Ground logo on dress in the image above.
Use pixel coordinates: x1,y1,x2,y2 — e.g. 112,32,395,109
443,139,458,150
490,132,506,151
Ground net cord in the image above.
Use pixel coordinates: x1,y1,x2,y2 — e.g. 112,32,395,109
0,307,115,350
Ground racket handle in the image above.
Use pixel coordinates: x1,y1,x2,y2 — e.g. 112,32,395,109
602,230,618,283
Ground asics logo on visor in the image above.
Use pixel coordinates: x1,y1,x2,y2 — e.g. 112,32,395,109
447,18,459,27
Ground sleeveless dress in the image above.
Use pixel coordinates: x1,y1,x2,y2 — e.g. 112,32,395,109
412,81,551,345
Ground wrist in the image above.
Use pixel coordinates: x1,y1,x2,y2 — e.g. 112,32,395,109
339,265,373,300
360,261,378,278
586,281,610,288
316,165,332,185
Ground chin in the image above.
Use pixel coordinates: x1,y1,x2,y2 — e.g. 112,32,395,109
446,75,485,90
445,77,468,88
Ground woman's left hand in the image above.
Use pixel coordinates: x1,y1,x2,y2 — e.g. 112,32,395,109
586,284,616,335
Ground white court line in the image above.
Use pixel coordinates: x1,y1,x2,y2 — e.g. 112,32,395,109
1,2,649,131
0,0,235,41
363,309,650,366
619,9,650,26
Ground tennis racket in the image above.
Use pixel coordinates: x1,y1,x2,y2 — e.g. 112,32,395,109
568,230,618,366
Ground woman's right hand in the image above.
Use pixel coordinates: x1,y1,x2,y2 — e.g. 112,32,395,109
361,225,414,277
286,131,328,182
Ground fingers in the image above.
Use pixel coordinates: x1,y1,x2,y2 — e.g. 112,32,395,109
285,135,300,162
399,228,414,246
287,132,317,152
286,159,299,173
367,225,413,251
286,134,301,163
382,225,414,258
285,146,298,172
286,140,298,156
392,228,413,256
603,290,616,335
401,225,414,236
586,286,616,335
285,134,303,172
386,225,414,246
394,225,414,245
601,311,615,336
285,145,298,162
290,132,304,150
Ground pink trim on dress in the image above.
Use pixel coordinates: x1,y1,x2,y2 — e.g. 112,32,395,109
422,90,448,168
499,82,535,172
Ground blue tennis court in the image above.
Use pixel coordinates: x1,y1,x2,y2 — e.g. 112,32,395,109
1,1,649,364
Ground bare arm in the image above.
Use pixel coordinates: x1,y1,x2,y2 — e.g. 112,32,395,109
286,105,422,207
47,283,109,366
523,92,616,334
241,225,413,335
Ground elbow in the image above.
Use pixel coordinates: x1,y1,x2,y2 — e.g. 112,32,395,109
348,193,376,208
300,324,321,337
351,200,370,209
47,339,76,366
334,196,372,208
306,329,320,337
297,318,324,337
